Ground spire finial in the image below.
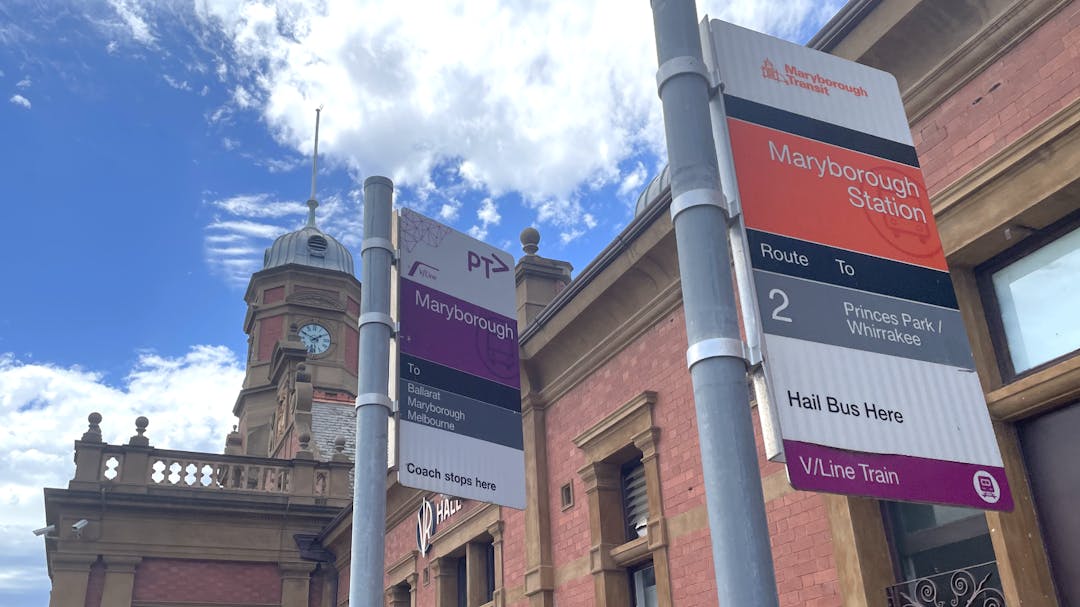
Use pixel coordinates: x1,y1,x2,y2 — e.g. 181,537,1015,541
306,105,323,228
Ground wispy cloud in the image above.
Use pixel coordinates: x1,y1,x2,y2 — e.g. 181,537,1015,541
15,77,30,89
106,0,156,46
9,94,30,110
211,194,306,218
203,190,362,285
162,74,192,91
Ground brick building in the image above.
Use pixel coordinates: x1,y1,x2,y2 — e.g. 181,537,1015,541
41,1,1079,606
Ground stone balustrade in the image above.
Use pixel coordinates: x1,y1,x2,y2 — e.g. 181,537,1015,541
69,413,353,505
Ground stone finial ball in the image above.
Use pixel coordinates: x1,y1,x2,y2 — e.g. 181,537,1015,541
88,412,103,424
135,416,149,430
520,226,540,255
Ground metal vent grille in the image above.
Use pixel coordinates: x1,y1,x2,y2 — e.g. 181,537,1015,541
623,459,649,539
307,234,328,256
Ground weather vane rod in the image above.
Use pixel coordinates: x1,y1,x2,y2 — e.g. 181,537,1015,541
307,105,323,227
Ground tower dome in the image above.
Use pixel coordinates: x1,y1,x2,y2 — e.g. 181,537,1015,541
261,106,354,276
263,200,354,274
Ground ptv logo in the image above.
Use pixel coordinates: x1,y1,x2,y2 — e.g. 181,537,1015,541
467,250,509,279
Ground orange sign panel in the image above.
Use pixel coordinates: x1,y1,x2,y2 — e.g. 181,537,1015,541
729,117,946,271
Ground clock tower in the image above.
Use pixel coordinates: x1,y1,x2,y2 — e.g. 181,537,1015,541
233,109,362,459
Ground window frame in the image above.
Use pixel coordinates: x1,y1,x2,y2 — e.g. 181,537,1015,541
880,501,997,581
976,210,1080,382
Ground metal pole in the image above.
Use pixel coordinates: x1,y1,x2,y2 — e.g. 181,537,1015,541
350,176,395,607
649,2,780,606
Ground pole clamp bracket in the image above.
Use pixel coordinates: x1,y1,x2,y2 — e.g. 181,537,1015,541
356,393,393,411
359,312,396,336
686,338,749,370
671,188,726,221
656,56,710,95
360,237,397,262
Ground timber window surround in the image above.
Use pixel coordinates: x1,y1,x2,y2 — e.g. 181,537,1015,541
573,391,672,607
977,211,1080,380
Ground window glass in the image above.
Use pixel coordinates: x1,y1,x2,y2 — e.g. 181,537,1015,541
631,563,658,607
883,501,997,580
991,225,1080,373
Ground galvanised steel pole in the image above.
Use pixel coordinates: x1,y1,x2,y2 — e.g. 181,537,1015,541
649,1,780,605
349,176,395,606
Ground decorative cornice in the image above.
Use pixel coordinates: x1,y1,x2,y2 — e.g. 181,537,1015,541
572,391,657,453
384,550,418,586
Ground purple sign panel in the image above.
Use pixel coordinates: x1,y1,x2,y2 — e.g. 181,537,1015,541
785,441,1011,510
398,278,519,389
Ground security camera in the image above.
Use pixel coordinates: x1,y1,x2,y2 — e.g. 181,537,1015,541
33,525,56,537
72,519,89,533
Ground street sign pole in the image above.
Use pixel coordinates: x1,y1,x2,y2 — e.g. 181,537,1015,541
650,1,779,606
350,176,395,607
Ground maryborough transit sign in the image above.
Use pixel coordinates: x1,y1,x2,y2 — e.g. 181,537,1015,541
708,20,1012,510
396,208,526,509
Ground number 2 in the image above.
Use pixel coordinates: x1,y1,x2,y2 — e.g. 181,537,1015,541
769,288,792,323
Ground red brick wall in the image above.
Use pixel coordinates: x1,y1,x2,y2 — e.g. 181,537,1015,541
264,286,285,304
345,325,360,376
912,3,1080,195
258,314,285,362
84,557,105,607
132,559,281,604
347,296,361,317
501,505,526,606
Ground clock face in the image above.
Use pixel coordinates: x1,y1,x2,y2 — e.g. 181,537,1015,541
298,323,331,355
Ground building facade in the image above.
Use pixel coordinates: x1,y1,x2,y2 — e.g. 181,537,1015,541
41,1,1079,605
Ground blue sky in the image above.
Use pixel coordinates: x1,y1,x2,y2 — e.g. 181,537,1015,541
0,0,841,602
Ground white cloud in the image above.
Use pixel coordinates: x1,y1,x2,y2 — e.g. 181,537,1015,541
618,161,649,199
139,0,841,231
15,77,30,89
0,347,243,599
109,0,840,275
106,0,156,46
438,201,461,222
477,198,501,227
468,198,501,241
9,94,30,109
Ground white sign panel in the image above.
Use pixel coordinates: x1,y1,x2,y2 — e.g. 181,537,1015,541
707,19,1011,509
396,209,525,509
